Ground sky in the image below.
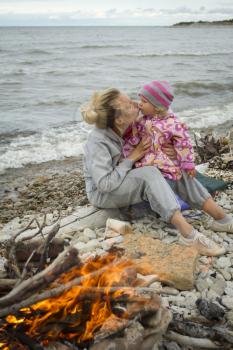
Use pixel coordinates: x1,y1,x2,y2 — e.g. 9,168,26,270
0,0,233,26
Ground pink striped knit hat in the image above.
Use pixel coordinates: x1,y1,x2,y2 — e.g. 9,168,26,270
139,80,174,109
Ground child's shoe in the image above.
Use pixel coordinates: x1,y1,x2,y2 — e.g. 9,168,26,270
179,230,225,257
208,219,233,233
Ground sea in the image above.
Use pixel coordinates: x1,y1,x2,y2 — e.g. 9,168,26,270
1,26,233,174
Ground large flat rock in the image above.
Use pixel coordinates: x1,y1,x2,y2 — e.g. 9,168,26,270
0,207,121,242
119,233,199,290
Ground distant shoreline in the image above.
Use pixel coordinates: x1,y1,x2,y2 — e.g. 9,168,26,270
173,18,233,27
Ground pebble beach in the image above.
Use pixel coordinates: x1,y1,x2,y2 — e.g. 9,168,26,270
0,139,233,349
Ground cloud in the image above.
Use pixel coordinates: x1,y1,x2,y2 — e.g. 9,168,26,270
220,1,233,6
1,5,233,26
159,5,233,15
160,6,197,14
1,5,233,17
103,8,160,18
207,7,233,14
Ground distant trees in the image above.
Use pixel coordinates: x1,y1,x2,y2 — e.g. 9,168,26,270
173,18,233,26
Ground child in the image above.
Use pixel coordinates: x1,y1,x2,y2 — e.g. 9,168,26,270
123,80,196,181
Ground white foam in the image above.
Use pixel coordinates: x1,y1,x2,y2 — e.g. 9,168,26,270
0,122,91,173
1,102,232,173
121,49,233,58
179,102,233,129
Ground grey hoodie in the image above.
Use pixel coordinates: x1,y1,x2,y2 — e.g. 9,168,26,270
83,127,134,196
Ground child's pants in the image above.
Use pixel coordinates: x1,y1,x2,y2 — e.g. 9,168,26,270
166,171,211,209
88,167,211,223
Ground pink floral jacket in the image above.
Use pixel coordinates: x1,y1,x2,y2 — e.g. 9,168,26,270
123,112,195,180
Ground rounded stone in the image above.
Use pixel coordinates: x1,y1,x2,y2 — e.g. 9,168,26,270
222,296,233,309
83,228,97,240
215,257,231,269
225,281,233,297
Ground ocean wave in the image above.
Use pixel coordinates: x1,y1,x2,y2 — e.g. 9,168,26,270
115,50,233,58
174,81,233,95
179,102,233,129
0,49,12,54
3,69,26,77
20,60,34,65
27,49,51,55
33,98,72,107
0,130,36,146
81,44,128,49
1,101,233,173
0,122,90,173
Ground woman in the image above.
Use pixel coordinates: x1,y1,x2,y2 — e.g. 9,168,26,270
80,88,233,257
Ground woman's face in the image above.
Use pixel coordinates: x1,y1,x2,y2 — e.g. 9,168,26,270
116,94,139,128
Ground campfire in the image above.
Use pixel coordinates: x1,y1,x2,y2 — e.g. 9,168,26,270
0,247,169,350
2,217,233,349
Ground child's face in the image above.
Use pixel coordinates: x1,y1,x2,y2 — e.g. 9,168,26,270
139,96,166,117
139,96,157,116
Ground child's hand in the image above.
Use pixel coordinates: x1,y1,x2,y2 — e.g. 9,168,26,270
163,144,177,160
186,169,196,177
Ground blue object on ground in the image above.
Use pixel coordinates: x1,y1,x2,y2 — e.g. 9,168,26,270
176,196,190,211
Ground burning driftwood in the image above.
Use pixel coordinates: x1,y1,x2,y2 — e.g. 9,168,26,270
0,246,81,312
0,235,171,350
2,215,233,349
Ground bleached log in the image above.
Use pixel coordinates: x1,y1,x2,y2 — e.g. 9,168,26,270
165,330,219,349
0,279,17,292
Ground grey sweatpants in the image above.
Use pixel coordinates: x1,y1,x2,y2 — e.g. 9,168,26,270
88,167,211,223
166,171,211,209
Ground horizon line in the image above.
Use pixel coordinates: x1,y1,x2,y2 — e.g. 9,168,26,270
0,24,172,27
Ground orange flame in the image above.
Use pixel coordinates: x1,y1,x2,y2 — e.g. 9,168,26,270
0,253,141,348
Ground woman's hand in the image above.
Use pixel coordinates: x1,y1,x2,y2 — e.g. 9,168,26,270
163,144,177,160
127,137,151,163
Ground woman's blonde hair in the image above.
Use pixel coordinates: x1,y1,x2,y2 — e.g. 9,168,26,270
80,88,121,129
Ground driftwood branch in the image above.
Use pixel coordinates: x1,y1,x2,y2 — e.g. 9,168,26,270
169,315,233,344
19,215,48,243
0,246,80,309
6,215,47,279
0,258,134,317
165,330,220,349
0,285,160,319
59,208,99,229
16,249,37,286
15,237,65,262
12,217,38,241
37,222,60,272
94,315,130,342
8,329,45,350
193,131,232,165
8,244,21,278
0,279,17,292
